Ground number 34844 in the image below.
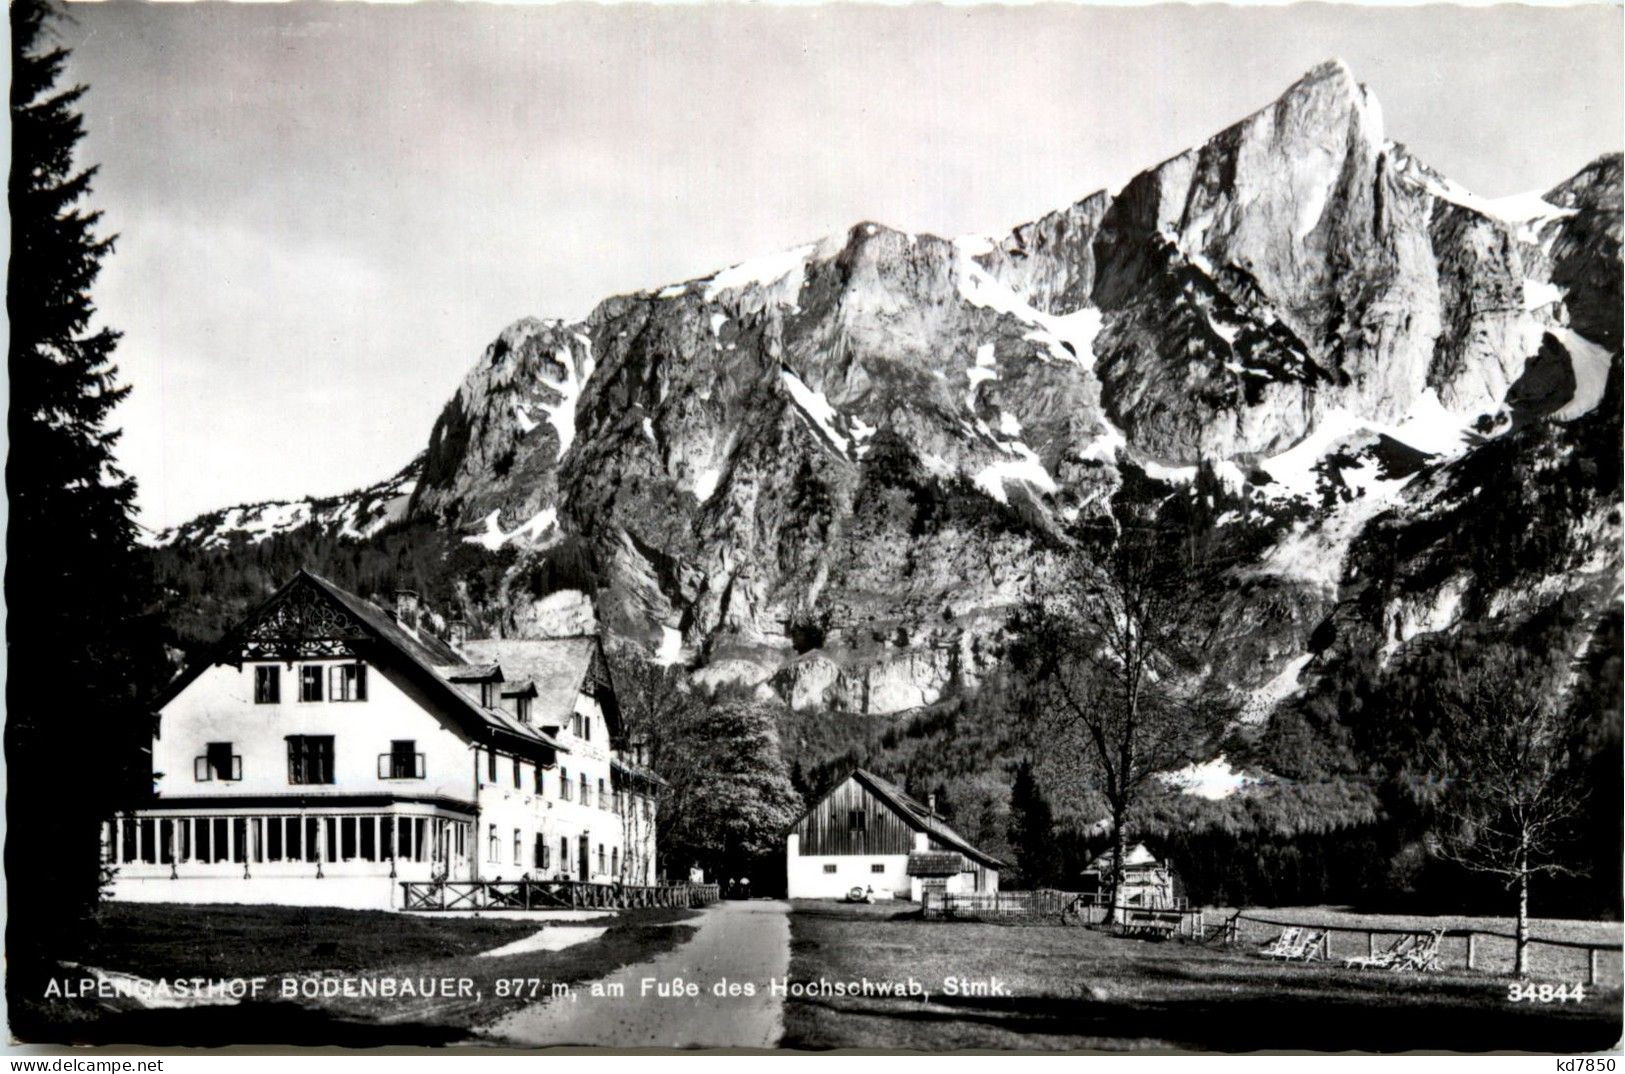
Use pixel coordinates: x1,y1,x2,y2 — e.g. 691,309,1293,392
1507,982,1586,1003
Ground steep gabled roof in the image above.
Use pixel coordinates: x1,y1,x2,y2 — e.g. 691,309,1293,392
852,769,1005,869
457,636,625,741
151,570,567,762
786,768,1005,870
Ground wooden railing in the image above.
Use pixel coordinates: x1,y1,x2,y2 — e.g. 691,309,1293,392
401,878,720,912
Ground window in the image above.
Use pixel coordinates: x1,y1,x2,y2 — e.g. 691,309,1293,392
871,863,886,874
513,756,522,790
597,844,605,874
487,825,499,862
196,741,241,782
360,817,376,861
611,847,619,876
300,666,323,702
584,716,592,741
823,863,837,874
598,778,607,809
487,748,498,783
267,817,283,861
379,817,393,860
580,773,590,807
480,683,495,708
383,740,422,779
560,767,572,800
516,696,531,724
572,713,582,737
341,817,358,860
254,666,280,704
329,663,367,702
534,834,549,870
534,763,544,795
287,735,334,784
514,828,523,866
847,809,866,832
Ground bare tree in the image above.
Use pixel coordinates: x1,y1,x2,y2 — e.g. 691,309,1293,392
1011,521,1231,914
1425,645,1589,976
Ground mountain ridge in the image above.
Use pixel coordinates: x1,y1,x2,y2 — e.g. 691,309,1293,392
148,61,1622,768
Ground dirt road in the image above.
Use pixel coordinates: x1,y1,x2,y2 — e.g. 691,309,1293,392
481,899,790,1049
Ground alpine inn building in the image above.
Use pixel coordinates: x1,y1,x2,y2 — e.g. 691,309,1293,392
104,571,661,910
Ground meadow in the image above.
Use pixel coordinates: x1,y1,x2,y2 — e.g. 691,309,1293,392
781,900,1623,1053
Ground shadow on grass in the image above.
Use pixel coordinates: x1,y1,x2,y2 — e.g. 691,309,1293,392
783,985,1623,1053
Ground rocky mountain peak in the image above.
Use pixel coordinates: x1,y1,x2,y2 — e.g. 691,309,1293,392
156,62,1622,728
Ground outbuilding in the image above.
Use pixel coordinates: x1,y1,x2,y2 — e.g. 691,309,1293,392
784,768,1003,900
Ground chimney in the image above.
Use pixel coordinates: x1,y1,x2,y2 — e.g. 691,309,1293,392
447,619,469,648
394,589,420,626
927,792,937,814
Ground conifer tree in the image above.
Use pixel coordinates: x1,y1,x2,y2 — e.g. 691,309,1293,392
1006,760,1054,888
8,0,165,960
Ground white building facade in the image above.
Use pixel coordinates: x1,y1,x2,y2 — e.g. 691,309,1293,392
105,571,661,910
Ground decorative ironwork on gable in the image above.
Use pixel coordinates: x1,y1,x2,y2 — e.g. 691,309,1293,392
232,580,371,663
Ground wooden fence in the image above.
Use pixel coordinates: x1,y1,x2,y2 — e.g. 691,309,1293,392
929,889,1202,935
1223,912,1624,986
401,879,719,912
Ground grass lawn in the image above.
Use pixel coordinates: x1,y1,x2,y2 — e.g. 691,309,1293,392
12,903,698,1047
65,902,547,979
782,900,1623,1053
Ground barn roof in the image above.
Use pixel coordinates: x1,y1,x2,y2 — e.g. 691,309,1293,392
785,768,1006,869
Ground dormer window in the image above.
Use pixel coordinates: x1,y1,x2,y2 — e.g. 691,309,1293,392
516,696,531,724
481,683,495,708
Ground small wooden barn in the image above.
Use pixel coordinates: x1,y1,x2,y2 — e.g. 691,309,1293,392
784,769,1004,900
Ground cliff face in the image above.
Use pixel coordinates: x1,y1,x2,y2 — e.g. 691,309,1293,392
156,62,1623,726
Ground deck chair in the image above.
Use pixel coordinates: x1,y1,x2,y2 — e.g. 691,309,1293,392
1392,930,1444,973
1258,927,1303,958
1296,930,1329,962
1343,933,1417,969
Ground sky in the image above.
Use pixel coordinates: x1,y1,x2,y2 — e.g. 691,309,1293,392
53,1,1624,531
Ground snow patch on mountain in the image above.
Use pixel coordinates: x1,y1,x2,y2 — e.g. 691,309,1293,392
538,346,586,460
972,441,1058,504
705,243,817,305
781,368,853,457
1523,279,1566,311
464,506,558,550
1550,327,1613,421
1163,756,1254,800
955,256,1102,370
692,466,723,503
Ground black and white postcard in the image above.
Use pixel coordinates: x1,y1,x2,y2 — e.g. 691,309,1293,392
6,0,1622,1056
